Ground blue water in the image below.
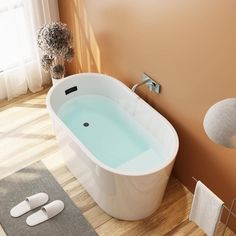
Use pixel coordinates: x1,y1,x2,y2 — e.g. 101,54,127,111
58,95,164,171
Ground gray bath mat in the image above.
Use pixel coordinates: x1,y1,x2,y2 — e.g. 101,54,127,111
0,162,97,236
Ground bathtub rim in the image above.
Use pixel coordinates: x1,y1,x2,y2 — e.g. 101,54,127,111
46,73,179,177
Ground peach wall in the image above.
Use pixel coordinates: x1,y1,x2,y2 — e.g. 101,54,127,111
59,0,236,229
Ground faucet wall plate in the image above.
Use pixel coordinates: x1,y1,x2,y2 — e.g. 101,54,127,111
142,73,161,94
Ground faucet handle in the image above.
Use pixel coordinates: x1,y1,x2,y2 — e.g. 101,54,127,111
148,82,154,91
142,73,161,94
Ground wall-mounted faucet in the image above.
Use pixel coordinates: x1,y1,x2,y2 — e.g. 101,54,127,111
131,73,161,94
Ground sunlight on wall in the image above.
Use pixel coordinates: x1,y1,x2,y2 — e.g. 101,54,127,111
70,0,101,73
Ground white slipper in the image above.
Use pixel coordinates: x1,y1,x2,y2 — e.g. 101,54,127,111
10,192,49,218
26,200,64,227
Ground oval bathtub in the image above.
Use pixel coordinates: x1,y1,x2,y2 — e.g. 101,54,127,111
46,73,179,220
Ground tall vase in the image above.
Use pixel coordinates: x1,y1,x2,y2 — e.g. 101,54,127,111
52,78,62,86
50,55,65,86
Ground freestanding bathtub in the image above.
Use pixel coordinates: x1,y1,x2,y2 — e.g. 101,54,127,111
47,73,179,220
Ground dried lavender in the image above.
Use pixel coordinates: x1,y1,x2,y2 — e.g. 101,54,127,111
37,22,74,80
41,54,53,71
64,47,74,62
51,64,65,80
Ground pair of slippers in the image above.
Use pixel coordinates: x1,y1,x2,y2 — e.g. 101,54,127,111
10,193,64,227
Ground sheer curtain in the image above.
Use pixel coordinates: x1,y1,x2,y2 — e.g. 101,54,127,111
0,0,59,100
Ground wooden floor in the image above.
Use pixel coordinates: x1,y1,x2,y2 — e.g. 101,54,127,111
0,89,235,236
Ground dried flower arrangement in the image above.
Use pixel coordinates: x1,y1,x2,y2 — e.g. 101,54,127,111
37,22,74,81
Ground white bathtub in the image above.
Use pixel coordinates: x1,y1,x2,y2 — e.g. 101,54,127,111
47,73,179,220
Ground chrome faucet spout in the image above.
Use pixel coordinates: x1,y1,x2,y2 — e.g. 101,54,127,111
131,79,152,92
131,73,161,94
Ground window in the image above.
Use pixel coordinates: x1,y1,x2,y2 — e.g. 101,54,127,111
0,1,32,71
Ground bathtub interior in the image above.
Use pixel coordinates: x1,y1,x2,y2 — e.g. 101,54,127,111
48,73,178,173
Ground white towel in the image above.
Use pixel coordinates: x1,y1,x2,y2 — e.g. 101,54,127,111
189,181,224,236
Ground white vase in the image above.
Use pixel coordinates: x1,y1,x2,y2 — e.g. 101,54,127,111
52,77,62,86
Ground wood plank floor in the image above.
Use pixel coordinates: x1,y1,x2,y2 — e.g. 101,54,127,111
0,89,235,236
